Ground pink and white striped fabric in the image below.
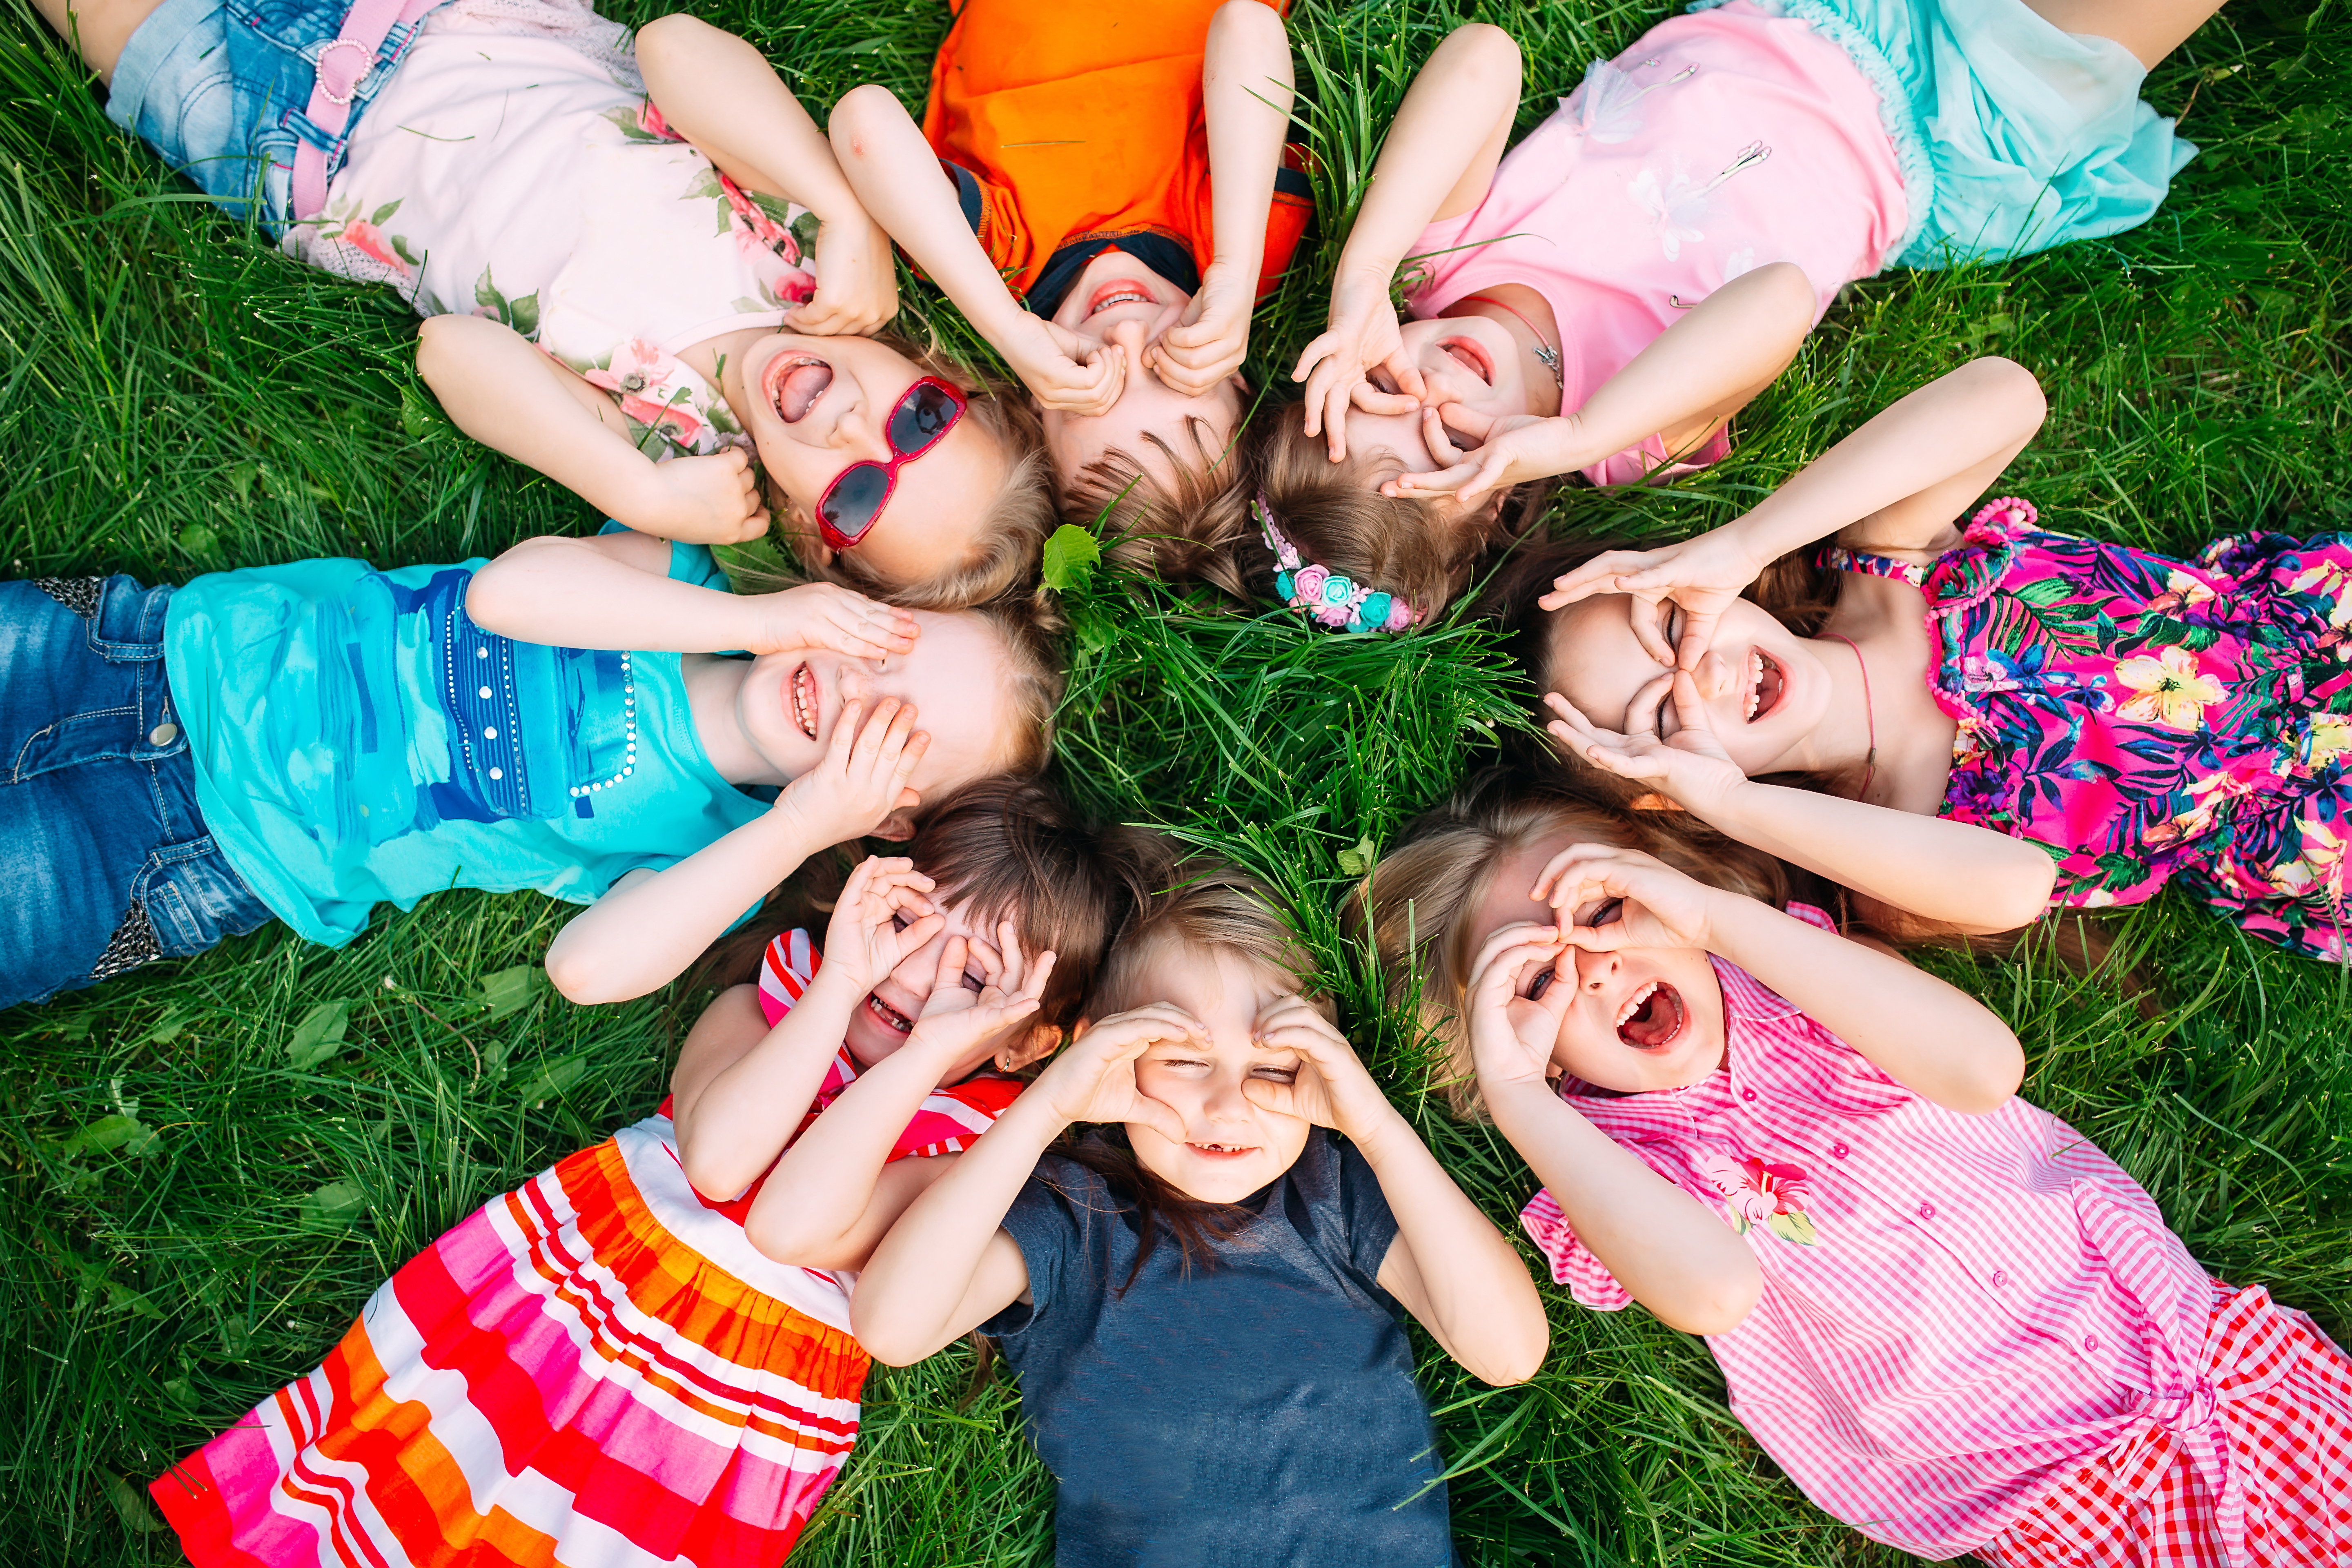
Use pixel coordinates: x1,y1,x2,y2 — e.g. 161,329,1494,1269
1520,904,2352,1561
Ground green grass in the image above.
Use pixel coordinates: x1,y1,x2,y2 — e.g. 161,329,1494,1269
2,0,2348,1563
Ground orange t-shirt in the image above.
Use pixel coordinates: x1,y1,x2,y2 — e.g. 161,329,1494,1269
922,0,1313,316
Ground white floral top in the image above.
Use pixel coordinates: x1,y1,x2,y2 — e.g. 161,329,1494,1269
290,0,817,459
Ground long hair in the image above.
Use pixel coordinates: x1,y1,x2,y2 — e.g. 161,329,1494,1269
1069,415,1254,584
1058,840,1330,1291
1352,766,1787,1120
772,328,1058,611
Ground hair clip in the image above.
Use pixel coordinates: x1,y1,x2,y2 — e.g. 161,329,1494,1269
1254,493,1419,635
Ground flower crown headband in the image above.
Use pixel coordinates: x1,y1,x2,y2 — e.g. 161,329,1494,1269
1254,493,1419,635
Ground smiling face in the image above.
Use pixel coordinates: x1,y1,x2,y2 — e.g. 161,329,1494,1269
840,894,1027,1071
1043,252,1242,491
1547,593,1835,777
1121,941,1312,1204
1467,837,1727,1094
738,332,1008,588
729,610,1022,800
1339,315,1536,493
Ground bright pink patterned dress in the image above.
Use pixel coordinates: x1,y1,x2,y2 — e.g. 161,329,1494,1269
1825,498,2352,958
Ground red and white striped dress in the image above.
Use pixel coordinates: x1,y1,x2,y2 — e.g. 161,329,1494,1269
151,930,1019,1568
1521,904,2352,1565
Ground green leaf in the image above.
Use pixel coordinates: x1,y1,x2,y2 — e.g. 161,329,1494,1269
1335,835,1377,877
287,1000,352,1070
369,198,403,225
299,1180,368,1229
392,234,422,268
508,290,541,341
162,1376,198,1410
102,1472,165,1534
1766,1209,1818,1246
473,964,545,1020
2012,578,2072,606
176,523,220,559
515,1051,591,1106
1040,523,1101,592
54,1114,159,1159
399,387,439,442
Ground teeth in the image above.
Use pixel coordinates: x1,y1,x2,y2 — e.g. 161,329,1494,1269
1747,653,1762,720
866,993,912,1033
1616,979,1660,1028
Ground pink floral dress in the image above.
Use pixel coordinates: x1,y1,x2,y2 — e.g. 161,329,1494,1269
1825,498,2352,958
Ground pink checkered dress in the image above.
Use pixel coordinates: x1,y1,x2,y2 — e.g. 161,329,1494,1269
1520,904,2352,1562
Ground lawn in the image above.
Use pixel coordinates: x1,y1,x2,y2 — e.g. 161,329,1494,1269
2,0,2348,1563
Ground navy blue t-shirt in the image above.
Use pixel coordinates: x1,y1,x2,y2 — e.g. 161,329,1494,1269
982,1130,1455,1568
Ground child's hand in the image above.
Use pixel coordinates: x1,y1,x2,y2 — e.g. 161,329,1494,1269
784,214,900,338
909,918,1057,1061
1242,996,1401,1143
1381,407,1568,508
1292,272,1425,460
1542,674,1746,816
1539,530,1767,670
1530,843,1719,954
1147,261,1252,399
1031,1005,1195,1141
1463,922,1573,1092
774,695,929,845
750,582,919,659
819,856,944,995
635,448,770,543
998,314,1126,417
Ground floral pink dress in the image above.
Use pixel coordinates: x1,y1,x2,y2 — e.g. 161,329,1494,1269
1826,498,2352,959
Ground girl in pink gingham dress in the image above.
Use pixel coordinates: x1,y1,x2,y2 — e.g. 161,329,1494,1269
1367,775,2352,1565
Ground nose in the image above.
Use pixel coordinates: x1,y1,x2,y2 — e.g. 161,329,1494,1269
830,401,891,461
1104,317,1150,355
1575,947,1620,992
1693,647,1736,700
1197,1070,1254,1125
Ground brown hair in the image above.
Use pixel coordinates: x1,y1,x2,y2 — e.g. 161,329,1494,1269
1056,840,1330,1290
960,592,1065,780
1067,416,1253,584
1229,399,1553,624
705,774,1143,1039
1353,766,1787,1120
771,329,1058,611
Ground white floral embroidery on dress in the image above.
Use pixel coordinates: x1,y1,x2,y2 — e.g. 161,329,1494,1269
1570,57,1700,146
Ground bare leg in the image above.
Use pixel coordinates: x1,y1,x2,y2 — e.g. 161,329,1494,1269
32,0,172,86
2017,0,2228,72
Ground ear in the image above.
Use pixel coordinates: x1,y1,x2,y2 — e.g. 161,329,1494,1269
870,808,918,842
995,1021,1067,1073
1626,792,1687,813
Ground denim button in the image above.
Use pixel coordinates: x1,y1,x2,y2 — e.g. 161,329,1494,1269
149,723,178,745
1917,1203,1936,1221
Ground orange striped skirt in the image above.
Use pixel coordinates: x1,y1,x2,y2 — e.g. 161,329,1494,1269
151,1115,870,1567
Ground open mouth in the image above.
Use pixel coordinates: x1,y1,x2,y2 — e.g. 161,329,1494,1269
764,352,833,424
1437,336,1494,385
1187,1142,1258,1159
863,991,915,1035
788,662,820,740
1745,650,1787,724
1085,279,1157,320
1615,979,1687,1050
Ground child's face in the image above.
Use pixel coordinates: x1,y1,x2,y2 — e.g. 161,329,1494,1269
1123,943,1312,1204
841,893,1029,1073
1042,252,1243,490
738,331,1006,588
1339,314,1534,490
731,610,1018,813
1548,594,1834,777
1470,836,1727,1094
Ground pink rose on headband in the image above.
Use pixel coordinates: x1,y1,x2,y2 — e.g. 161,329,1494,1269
1383,600,1416,633
1292,565,1329,605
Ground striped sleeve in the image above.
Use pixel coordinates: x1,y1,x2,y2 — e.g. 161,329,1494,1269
758,929,820,1026
888,1075,1024,1163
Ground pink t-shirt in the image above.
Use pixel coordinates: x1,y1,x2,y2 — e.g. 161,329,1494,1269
1404,0,1906,486
1521,905,2227,1560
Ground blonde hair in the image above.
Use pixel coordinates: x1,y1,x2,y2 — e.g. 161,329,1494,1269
1232,400,1551,623
1092,839,1332,1024
1352,767,1786,1120
962,593,1065,778
773,329,1057,611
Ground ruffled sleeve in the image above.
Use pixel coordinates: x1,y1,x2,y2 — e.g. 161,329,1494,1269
1519,1187,1635,1310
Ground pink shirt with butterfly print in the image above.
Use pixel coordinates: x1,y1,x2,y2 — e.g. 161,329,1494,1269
1521,904,2223,1559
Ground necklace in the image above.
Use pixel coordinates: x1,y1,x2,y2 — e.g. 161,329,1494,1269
1821,633,1876,800
1456,294,1564,389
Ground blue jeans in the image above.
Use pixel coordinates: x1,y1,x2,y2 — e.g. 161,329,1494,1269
104,0,434,233
0,577,274,1009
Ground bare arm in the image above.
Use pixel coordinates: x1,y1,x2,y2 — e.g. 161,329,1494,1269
670,981,858,1198
414,315,767,543
634,15,896,336
1464,927,1761,1334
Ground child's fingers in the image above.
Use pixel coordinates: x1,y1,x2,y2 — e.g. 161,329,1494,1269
1623,592,1679,668
930,934,970,999
824,697,865,768
1673,606,1724,672
1537,551,1648,611
1019,949,1058,1005
1240,1077,1301,1120
1125,1091,1190,1147
1668,670,1719,741
1621,669,1678,738
847,696,903,767
1374,348,1427,407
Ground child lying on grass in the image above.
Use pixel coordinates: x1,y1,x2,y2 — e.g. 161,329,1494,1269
38,0,1051,604
0,530,1057,1009
851,848,1548,1566
149,778,1137,1568
1366,768,2352,1565
828,0,1312,550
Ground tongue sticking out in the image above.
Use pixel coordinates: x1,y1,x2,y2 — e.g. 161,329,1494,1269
773,360,833,423
1618,983,1686,1049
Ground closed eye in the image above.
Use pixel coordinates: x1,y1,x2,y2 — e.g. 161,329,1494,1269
1368,366,1401,396
1250,1066,1298,1084
962,969,985,993
1653,606,1685,737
